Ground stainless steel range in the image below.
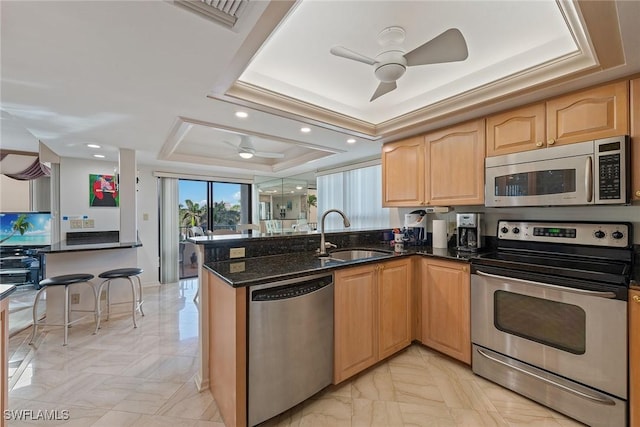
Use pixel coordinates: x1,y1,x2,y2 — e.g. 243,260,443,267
471,220,633,427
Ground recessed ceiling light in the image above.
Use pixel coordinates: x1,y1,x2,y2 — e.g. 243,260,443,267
235,111,248,118
238,152,254,159
87,143,101,149
296,186,303,190
347,138,356,144
93,154,105,158
300,127,311,133
291,190,295,194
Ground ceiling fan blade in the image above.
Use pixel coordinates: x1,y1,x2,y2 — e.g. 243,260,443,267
254,151,285,159
330,46,377,65
404,28,468,67
370,81,397,102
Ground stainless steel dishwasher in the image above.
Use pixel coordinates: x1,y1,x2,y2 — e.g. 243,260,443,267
248,273,334,426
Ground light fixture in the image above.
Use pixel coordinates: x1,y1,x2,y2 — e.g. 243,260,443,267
347,138,356,144
238,152,253,159
93,154,105,158
300,127,311,133
87,143,101,149
296,185,303,190
235,111,248,118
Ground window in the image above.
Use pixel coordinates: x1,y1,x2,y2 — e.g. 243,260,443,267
317,164,389,230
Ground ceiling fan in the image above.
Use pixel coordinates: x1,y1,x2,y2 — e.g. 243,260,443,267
330,26,468,101
225,135,284,159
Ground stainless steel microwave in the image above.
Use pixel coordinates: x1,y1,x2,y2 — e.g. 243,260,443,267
485,136,629,207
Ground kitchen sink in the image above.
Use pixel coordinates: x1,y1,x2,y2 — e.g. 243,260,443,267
325,248,393,262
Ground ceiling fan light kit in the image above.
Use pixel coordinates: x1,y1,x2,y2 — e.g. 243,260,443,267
225,135,285,160
330,26,468,102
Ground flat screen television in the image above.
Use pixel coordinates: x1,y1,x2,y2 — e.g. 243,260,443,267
0,212,51,247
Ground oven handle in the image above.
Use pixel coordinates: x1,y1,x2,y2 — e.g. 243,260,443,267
476,347,616,406
474,270,617,299
585,155,593,203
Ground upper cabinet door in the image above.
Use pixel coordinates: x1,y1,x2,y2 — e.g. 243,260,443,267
424,119,485,206
546,81,629,146
382,137,425,207
631,78,640,201
486,103,546,157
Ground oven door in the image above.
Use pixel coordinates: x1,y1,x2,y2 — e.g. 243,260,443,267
485,151,593,207
471,269,627,399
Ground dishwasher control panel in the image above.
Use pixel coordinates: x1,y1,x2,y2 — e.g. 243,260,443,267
252,275,333,301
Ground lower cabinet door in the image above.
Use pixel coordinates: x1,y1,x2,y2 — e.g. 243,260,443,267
378,258,412,360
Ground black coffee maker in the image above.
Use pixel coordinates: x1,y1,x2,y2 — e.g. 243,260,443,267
456,213,482,251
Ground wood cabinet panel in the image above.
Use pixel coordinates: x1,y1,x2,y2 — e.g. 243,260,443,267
546,81,629,146
631,78,640,201
334,265,378,383
420,258,471,364
630,289,640,427
486,103,546,156
378,258,412,360
1,298,7,427
425,119,485,205
382,137,425,206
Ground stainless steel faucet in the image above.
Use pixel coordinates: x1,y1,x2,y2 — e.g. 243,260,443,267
318,209,351,256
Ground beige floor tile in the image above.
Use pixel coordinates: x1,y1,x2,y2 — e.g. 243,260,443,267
8,281,589,427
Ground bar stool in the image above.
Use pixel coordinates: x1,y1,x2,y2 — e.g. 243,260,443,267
29,273,98,346
94,268,144,333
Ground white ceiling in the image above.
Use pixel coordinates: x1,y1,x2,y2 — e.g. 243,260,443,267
1,0,640,181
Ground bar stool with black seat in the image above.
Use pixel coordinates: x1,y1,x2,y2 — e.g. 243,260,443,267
29,273,98,346
94,267,144,333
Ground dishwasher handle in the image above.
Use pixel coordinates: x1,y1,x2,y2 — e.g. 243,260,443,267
252,275,333,301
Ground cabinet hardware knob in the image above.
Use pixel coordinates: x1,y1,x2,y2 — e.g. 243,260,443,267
536,141,544,147
462,266,467,272
633,295,640,303
547,139,556,145
636,190,640,198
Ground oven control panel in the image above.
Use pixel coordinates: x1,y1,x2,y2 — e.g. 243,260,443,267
497,221,630,247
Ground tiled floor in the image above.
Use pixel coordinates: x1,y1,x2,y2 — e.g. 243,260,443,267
7,279,584,426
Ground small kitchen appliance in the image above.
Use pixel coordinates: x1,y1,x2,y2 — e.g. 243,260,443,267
456,213,482,251
403,210,426,245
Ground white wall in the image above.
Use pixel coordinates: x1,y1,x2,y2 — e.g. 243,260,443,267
0,174,30,211
136,167,159,284
59,157,120,234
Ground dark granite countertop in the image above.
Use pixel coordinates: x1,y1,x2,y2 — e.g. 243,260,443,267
0,284,16,301
204,244,476,287
39,240,142,254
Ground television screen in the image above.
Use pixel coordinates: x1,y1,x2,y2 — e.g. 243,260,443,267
0,212,52,247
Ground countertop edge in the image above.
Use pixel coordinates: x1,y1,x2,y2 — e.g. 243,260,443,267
39,240,143,254
204,249,472,288
0,284,17,301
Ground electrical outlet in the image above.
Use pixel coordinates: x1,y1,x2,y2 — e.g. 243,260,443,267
143,213,149,221
83,219,95,228
229,247,245,258
70,219,83,229
71,293,80,304
229,262,245,273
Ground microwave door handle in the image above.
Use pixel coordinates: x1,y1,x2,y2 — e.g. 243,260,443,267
586,156,593,203
474,270,617,299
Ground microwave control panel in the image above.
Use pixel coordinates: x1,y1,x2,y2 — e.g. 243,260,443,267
594,136,628,203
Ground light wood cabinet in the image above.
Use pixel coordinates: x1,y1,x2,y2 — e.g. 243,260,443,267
378,258,412,360
424,119,485,206
420,258,471,364
546,80,629,146
631,78,640,201
1,298,8,427
486,81,629,157
630,289,640,427
334,264,378,383
334,257,412,383
486,103,546,156
382,136,425,206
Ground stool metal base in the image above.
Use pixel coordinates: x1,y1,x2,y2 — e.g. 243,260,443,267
94,273,144,333
29,279,98,346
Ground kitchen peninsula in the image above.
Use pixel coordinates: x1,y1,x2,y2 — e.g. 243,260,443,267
193,229,473,427
37,232,142,324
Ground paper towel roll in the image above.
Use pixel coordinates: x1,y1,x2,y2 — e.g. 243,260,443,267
432,220,448,248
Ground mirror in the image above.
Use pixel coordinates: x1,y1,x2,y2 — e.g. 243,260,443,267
255,176,317,233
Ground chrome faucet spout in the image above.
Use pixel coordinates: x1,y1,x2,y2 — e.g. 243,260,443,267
319,209,351,256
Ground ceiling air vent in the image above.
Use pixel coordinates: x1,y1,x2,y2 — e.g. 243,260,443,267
173,0,247,28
